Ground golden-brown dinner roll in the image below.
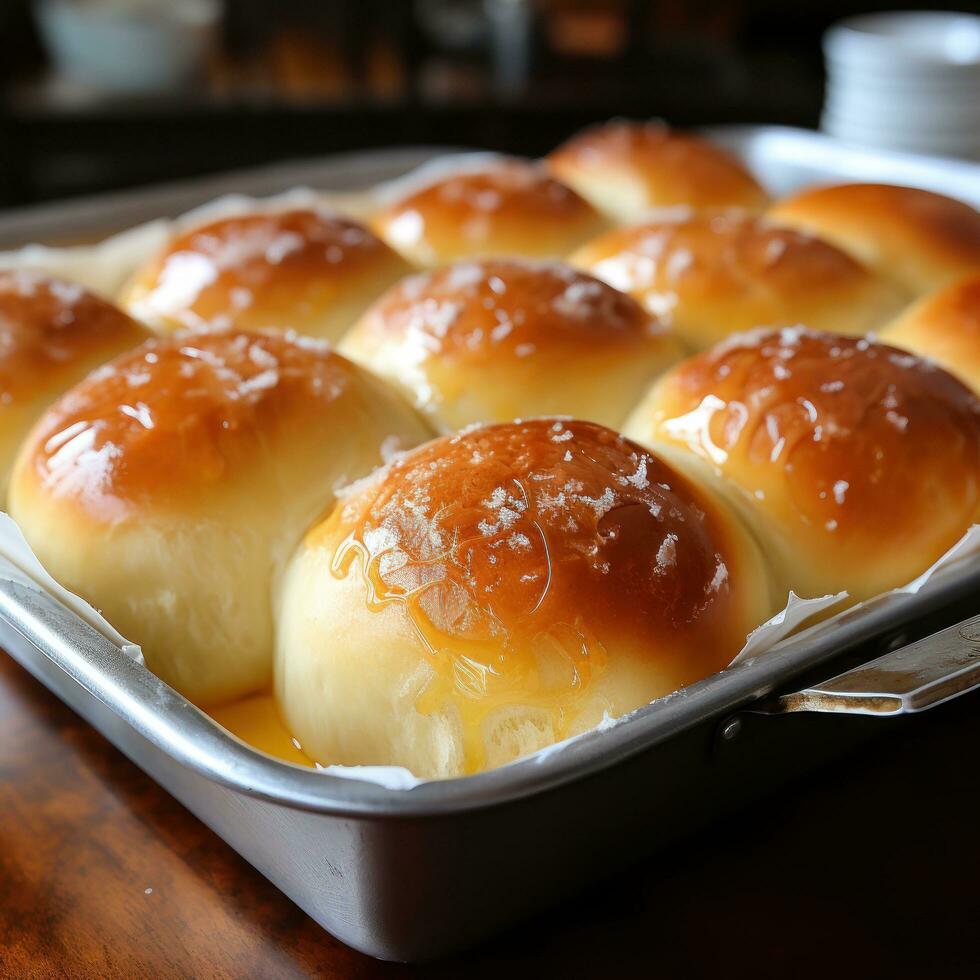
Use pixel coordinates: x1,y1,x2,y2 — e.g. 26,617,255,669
880,274,980,394
119,207,411,340
339,258,685,430
276,419,774,778
571,213,906,350
547,120,769,221
768,183,980,296
0,270,146,499
624,327,980,604
369,158,606,267
9,328,432,707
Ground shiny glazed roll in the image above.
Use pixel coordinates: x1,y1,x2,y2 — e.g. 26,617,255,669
570,213,905,350
119,207,411,340
624,327,980,604
0,270,146,498
547,120,769,221
276,419,774,778
339,258,686,430
880,274,980,394
369,159,606,267
8,328,432,706
768,184,980,296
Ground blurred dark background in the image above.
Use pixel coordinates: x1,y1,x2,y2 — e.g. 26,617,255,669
1,0,979,210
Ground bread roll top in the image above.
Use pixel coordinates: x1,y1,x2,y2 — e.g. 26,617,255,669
547,120,768,220
120,207,410,339
768,183,980,296
370,159,606,266
572,212,906,348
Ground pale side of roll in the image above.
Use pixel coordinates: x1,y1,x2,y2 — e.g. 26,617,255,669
880,274,980,394
276,419,775,778
768,183,980,297
8,328,433,706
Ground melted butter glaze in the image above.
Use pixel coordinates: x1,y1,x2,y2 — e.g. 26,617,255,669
0,270,145,403
572,212,902,347
548,120,768,213
207,694,313,767
124,208,406,332
371,160,605,265
647,327,980,542
353,258,670,362
22,328,360,517
308,419,755,772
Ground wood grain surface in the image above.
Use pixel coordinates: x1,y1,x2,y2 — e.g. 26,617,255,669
2,650,979,980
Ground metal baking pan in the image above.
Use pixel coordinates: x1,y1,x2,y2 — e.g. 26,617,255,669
2,126,979,961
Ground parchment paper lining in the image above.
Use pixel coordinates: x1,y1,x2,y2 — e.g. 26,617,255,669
0,166,978,789
1,510,976,790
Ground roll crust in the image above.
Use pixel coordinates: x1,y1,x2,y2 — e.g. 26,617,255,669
571,213,906,350
625,327,980,603
547,121,769,221
880,274,980,394
0,270,146,498
119,207,410,340
9,328,432,705
370,159,606,267
276,419,774,777
768,183,980,296
340,258,686,429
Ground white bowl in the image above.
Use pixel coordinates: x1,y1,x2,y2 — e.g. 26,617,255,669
822,112,980,157
825,11,980,74
35,0,222,94
822,12,980,159
823,116,980,148
824,89,980,130
825,59,980,91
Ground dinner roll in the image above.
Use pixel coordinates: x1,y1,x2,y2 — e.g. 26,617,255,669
276,419,774,778
768,184,980,296
119,207,411,340
339,258,685,430
571,213,905,350
0,270,146,499
547,120,769,221
9,328,432,706
880,274,980,394
370,158,606,267
624,327,980,604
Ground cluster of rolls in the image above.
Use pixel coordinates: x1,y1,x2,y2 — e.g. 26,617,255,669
3,119,979,779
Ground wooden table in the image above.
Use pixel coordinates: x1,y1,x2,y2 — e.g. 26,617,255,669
2,651,978,979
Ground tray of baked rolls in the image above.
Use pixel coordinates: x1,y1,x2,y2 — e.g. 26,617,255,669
0,122,979,961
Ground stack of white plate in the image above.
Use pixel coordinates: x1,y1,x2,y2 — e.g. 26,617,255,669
822,11,980,160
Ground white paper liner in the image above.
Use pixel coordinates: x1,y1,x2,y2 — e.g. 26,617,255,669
312,762,423,791
0,509,977,790
0,153,530,314
0,219,171,300
167,186,371,231
1,163,976,789
0,187,381,306
363,151,518,209
0,512,143,663
730,590,847,666
0,157,734,318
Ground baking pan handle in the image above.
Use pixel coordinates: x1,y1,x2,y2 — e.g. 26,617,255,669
757,613,980,716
